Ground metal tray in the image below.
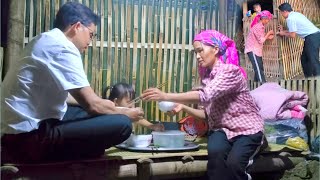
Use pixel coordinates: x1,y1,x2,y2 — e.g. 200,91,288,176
115,141,199,152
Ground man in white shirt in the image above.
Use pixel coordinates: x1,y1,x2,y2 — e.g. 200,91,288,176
277,3,320,77
1,2,144,163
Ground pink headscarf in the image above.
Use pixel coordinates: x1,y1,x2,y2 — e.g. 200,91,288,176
193,30,247,79
251,10,273,28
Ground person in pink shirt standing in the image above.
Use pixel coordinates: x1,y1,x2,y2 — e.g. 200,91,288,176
142,30,264,180
245,10,274,83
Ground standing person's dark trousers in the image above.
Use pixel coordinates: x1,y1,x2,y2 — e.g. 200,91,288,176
1,106,132,163
301,31,320,77
207,130,263,180
247,52,266,83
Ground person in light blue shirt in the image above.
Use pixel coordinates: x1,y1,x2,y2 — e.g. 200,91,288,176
277,3,320,77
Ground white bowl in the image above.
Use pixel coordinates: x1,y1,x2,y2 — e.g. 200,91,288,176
152,130,186,148
126,134,152,148
158,101,175,112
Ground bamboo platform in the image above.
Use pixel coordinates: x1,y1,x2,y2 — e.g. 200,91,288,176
1,138,307,180
2,77,319,180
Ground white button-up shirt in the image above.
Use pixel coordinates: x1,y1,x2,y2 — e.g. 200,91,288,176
287,11,319,38
1,28,90,134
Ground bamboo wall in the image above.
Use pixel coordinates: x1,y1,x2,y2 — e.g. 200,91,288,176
22,0,241,133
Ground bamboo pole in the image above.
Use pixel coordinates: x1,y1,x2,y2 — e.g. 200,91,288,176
167,5,175,98
92,0,99,94
106,0,112,89
125,3,131,82
120,1,125,81
99,0,105,94
161,5,170,122
144,1,152,122
137,3,146,133
44,0,50,31
157,2,164,121
114,1,119,82
151,2,159,121
28,0,34,40
218,0,226,34
133,4,139,86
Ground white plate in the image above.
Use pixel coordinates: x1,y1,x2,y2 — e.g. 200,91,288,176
115,141,199,152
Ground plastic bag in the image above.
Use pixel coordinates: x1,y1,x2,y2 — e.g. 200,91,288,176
264,119,309,150
286,137,309,151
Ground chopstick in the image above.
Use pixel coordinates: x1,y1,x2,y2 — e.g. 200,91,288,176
128,81,167,105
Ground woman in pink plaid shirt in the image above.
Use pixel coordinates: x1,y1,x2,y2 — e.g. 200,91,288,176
245,10,274,83
142,30,264,180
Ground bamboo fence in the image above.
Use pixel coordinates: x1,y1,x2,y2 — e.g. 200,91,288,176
243,0,320,81
22,0,242,133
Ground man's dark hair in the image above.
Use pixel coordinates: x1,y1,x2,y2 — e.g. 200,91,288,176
54,2,99,31
278,3,293,12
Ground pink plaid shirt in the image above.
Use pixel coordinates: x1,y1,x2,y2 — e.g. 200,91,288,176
244,22,266,57
198,61,264,140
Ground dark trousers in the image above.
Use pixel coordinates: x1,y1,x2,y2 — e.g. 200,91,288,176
207,130,263,180
247,52,266,83
1,106,132,163
301,31,320,77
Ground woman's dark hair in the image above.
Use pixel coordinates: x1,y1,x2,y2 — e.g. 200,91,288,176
103,83,135,101
278,3,293,12
54,2,99,31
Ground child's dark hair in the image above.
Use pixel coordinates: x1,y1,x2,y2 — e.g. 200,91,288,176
253,3,261,8
103,83,135,101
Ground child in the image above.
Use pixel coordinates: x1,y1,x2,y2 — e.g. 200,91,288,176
252,3,262,19
245,10,274,83
103,83,164,132
245,3,261,19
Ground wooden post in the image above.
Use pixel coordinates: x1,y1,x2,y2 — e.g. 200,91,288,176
4,0,25,75
137,158,153,180
242,1,248,18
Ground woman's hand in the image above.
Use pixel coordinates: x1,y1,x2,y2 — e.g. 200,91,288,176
166,103,184,116
267,34,274,39
142,88,167,101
